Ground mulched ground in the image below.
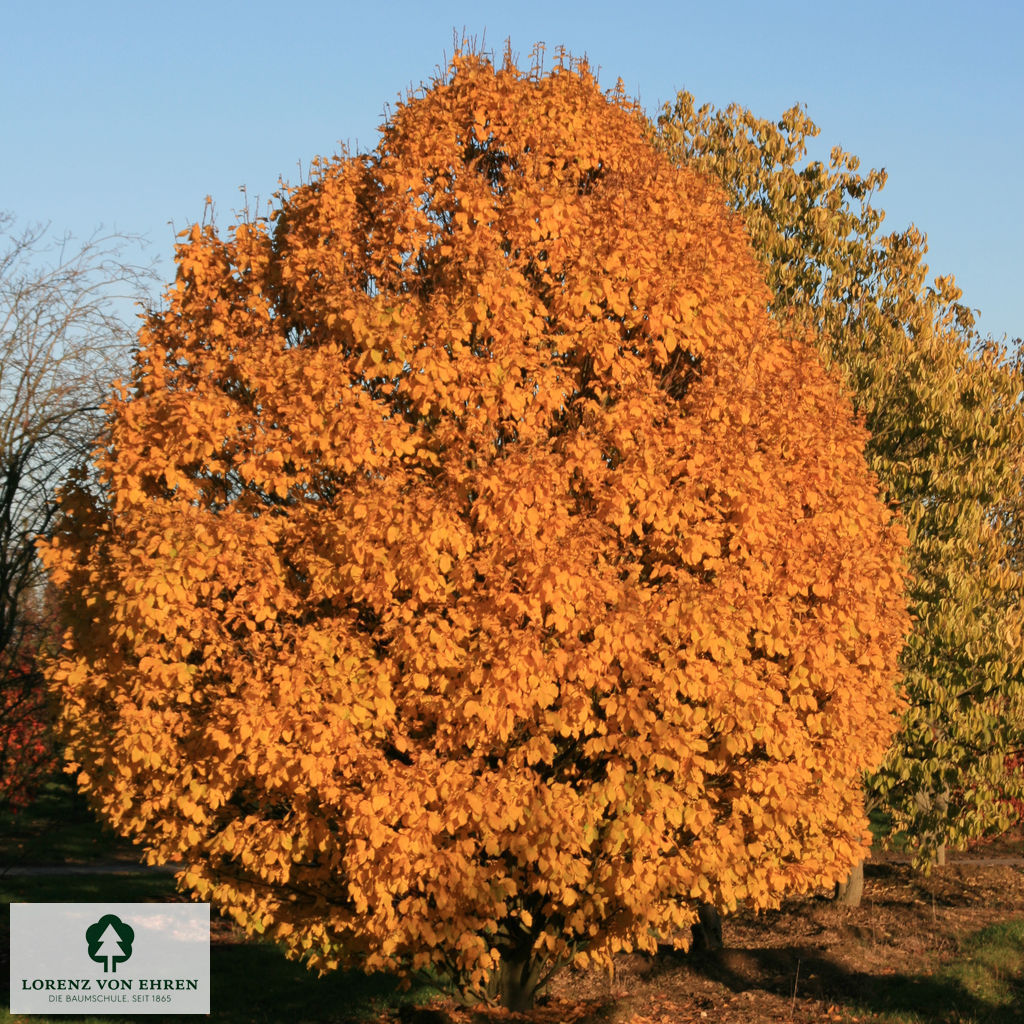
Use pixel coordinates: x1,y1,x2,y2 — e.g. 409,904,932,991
383,830,1024,1024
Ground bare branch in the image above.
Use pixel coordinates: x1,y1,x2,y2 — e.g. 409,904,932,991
0,211,157,804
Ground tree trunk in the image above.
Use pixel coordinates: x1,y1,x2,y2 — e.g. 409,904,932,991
690,902,723,951
834,858,864,907
495,943,542,1012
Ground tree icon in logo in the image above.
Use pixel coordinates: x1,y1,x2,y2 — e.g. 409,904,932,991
86,914,135,973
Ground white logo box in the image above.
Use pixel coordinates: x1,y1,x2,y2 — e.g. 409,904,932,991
10,903,210,1015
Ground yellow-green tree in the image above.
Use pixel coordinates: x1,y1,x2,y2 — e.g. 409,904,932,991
657,95,1024,874
42,50,908,1010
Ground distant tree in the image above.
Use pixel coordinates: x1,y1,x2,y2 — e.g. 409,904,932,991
0,593,56,813
0,212,152,810
42,50,908,1010
656,95,1024,887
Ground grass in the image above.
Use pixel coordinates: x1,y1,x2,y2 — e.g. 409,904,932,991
931,920,1024,1020
4,924,442,1024
1,776,444,1023
843,919,1024,1024
2,870,179,904
0,774,139,867
3,871,444,1024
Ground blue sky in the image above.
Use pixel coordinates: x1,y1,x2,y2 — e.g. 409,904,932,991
3,0,1021,342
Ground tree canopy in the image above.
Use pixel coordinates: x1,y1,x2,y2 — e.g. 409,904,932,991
42,50,909,1009
656,94,1024,866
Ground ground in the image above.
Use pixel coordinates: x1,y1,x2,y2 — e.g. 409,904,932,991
4,782,1023,1023
385,831,1024,1024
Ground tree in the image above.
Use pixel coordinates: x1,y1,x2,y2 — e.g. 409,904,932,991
0,212,152,811
0,590,57,812
86,914,135,973
655,95,1024,879
41,49,909,1010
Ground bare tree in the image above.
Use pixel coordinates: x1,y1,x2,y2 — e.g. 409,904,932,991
0,211,154,809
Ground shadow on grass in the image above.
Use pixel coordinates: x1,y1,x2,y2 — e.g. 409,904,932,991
6,943,430,1024
672,920,1024,1024
0,775,140,869
3,877,442,1024
204,938,437,1024
1,872,178,904
2,779,444,1023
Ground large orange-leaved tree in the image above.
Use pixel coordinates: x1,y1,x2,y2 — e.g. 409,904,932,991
41,48,910,1010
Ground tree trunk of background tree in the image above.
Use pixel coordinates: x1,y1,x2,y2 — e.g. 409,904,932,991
834,858,864,907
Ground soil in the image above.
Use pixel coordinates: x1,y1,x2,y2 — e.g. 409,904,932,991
377,829,1024,1024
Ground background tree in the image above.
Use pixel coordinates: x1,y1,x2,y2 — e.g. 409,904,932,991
0,212,152,811
0,597,56,812
655,96,1024,884
42,49,909,1010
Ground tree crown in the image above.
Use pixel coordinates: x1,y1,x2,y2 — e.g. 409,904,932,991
43,49,909,1007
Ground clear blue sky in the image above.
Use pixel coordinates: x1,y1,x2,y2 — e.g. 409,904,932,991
3,0,1021,342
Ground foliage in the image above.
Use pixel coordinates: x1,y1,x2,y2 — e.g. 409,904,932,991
0,212,152,810
0,605,58,812
42,49,908,1010
656,95,1024,865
